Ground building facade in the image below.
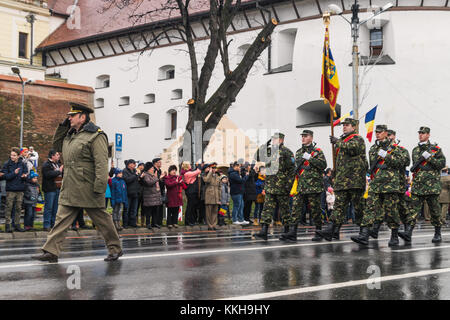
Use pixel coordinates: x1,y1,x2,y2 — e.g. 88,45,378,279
37,0,450,168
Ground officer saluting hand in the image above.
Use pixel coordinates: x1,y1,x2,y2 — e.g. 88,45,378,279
32,102,123,263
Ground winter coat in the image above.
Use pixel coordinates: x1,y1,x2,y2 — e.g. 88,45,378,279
141,172,162,207
294,144,327,194
220,182,231,205
122,167,140,197
164,174,186,208
22,157,35,176
23,181,40,206
42,159,62,193
155,168,166,197
182,169,202,198
111,177,128,207
203,170,221,205
228,167,246,196
105,180,112,199
439,175,450,204
1,159,28,192
53,121,109,208
244,169,257,201
326,191,335,210
255,174,266,204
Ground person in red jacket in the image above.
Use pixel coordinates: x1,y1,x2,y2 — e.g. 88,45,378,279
164,165,186,229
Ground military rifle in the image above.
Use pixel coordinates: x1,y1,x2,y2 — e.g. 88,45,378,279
369,142,397,176
410,143,439,174
294,142,317,174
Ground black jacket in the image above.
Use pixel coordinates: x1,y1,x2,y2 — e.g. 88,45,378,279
244,169,257,201
42,159,62,193
1,159,28,192
123,167,140,197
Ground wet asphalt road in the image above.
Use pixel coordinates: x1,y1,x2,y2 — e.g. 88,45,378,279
1,223,450,300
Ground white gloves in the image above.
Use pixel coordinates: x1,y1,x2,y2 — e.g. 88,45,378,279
302,153,311,160
378,149,387,158
422,151,431,159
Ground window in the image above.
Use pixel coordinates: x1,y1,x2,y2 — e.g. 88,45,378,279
119,96,130,106
271,29,297,73
96,75,110,89
171,89,182,100
131,113,149,128
18,32,28,59
144,94,155,104
370,29,383,56
296,100,341,128
95,98,104,109
158,65,175,80
166,109,177,139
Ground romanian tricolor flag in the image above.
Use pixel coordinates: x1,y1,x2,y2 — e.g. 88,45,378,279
333,110,354,127
364,105,378,142
321,26,340,118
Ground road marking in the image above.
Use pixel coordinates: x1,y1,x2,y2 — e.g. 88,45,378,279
384,244,450,253
219,266,450,300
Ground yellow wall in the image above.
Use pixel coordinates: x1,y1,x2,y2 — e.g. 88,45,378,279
0,0,51,67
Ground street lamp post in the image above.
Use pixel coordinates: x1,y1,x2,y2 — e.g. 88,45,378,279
11,66,33,149
26,13,36,66
328,1,393,123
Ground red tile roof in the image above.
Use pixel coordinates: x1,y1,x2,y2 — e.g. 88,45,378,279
0,74,94,92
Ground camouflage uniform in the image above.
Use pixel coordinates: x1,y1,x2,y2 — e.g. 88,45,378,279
361,138,404,229
395,142,411,225
261,138,295,226
406,141,446,227
291,144,327,227
330,122,368,226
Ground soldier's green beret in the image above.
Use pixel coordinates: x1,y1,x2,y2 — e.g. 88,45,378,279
418,126,430,134
375,124,388,132
272,132,285,139
67,102,93,115
387,129,396,136
341,118,358,126
301,130,314,136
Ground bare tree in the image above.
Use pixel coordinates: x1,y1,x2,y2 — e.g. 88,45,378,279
101,0,278,160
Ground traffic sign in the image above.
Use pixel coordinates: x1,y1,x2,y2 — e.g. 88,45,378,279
115,133,122,152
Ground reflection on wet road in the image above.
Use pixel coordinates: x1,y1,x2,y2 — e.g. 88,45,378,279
1,224,450,300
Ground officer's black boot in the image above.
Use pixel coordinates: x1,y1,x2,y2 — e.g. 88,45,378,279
351,226,370,245
388,229,399,247
285,224,298,242
255,224,269,241
432,226,442,243
5,224,12,233
333,224,341,240
14,225,25,232
315,222,336,241
398,224,414,243
312,225,323,242
369,222,382,239
279,225,290,241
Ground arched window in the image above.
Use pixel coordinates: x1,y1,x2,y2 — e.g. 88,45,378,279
274,28,297,72
144,93,155,104
171,89,182,100
95,75,110,89
131,113,149,128
296,100,341,128
158,65,175,80
166,109,177,139
95,98,104,109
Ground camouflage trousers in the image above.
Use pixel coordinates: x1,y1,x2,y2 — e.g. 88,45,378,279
398,193,410,225
291,193,322,227
361,192,400,229
406,194,443,227
261,193,291,226
330,189,364,225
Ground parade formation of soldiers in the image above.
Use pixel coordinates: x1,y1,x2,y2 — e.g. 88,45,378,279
256,118,447,247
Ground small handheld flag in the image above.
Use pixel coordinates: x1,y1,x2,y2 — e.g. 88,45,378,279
364,105,378,142
333,110,354,127
321,26,340,118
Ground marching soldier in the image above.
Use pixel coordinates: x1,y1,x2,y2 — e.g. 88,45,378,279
351,125,404,246
282,130,327,242
316,118,368,241
32,102,123,263
255,133,295,240
398,127,446,243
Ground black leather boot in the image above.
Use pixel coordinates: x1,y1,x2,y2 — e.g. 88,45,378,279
333,224,341,240
31,251,58,263
312,225,323,241
14,225,25,232
432,226,442,243
315,222,336,241
398,224,414,243
285,224,298,242
388,229,399,247
104,250,123,262
351,226,370,245
5,224,12,233
255,224,269,241
279,225,290,241
369,222,382,239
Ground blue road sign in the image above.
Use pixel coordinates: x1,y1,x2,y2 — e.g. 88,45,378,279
115,133,123,152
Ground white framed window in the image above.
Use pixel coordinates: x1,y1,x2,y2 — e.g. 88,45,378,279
144,93,155,104
95,75,110,89
131,113,149,128
119,96,130,106
171,89,182,100
158,65,175,81
296,100,341,128
166,109,177,139
95,98,104,109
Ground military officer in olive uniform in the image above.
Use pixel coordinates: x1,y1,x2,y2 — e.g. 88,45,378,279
32,103,122,263
351,125,404,246
398,126,446,244
281,130,327,242
317,118,368,241
255,132,295,240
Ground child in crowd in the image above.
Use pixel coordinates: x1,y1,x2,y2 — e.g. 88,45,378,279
23,171,41,231
111,169,128,231
326,186,335,221
254,167,266,225
219,175,230,226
